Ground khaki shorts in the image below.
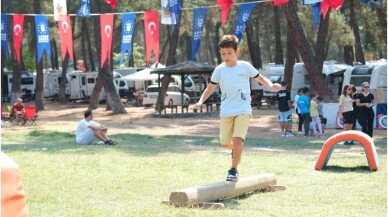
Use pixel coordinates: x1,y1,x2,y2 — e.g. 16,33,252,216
219,114,250,145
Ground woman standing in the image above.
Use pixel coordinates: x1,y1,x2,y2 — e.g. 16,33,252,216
351,85,360,130
356,82,375,138
339,84,354,145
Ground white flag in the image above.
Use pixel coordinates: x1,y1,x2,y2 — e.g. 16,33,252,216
53,0,67,21
160,0,176,25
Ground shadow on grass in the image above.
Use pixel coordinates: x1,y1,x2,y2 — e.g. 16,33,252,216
321,165,374,173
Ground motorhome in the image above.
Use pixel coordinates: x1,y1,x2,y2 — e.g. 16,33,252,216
67,70,126,100
43,70,71,98
342,63,387,103
250,64,284,99
2,70,35,99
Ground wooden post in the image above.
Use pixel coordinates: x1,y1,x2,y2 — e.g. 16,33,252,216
168,173,276,206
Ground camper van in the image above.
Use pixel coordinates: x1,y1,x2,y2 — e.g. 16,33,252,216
251,64,284,99
43,70,71,98
67,71,126,100
2,71,35,99
342,63,387,103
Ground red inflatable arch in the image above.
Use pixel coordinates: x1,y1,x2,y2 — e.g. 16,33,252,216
315,131,380,171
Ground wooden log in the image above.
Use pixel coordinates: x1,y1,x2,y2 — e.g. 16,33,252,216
168,173,276,206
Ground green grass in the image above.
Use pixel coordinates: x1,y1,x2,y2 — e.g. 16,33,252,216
1,129,387,217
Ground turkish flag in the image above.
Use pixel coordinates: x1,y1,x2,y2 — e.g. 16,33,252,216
57,15,74,61
273,0,289,6
104,0,117,9
321,0,344,19
217,0,233,26
144,11,159,66
100,14,114,68
13,14,24,63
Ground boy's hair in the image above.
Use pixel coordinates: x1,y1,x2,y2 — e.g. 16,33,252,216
219,35,238,51
317,96,322,101
84,110,92,118
302,87,309,93
297,88,304,94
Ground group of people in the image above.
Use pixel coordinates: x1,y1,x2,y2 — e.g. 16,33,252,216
276,84,326,138
339,82,375,144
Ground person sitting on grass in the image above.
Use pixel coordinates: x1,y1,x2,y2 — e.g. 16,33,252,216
76,110,117,145
11,98,25,125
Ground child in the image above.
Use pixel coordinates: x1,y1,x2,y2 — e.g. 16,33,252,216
193,35,281,182
316,96,326,133
310,94,323,136
297,87,311,137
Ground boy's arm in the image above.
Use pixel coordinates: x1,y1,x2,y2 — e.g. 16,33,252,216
193,83,217,110
255,74,281,91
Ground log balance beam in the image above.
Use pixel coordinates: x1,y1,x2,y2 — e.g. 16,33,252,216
164,173,284,208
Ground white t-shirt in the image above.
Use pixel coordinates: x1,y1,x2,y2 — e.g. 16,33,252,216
211,60,259,117
76,119,99,144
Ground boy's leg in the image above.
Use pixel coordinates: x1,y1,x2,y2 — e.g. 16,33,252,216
231,137,244,169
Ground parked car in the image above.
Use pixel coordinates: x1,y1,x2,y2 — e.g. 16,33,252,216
143,84,190,107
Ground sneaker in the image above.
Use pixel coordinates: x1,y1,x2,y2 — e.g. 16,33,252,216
297,131,304,135
285,132,294,137
288,131,296,136
226,168,239,182
104,140,117,146
281,132,286,137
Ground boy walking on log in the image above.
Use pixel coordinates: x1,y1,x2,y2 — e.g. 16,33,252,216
193,35,281,182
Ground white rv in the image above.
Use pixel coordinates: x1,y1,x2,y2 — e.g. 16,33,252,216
342,63,387,103
251,64,285,99
2,71,35,99
43,70,71,98
67,71,126,100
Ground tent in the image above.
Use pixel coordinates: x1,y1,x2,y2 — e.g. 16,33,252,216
119,63,165,82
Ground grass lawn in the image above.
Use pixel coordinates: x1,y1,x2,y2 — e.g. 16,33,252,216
1,128,387,217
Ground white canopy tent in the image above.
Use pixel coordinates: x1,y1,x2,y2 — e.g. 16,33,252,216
119,63,166,82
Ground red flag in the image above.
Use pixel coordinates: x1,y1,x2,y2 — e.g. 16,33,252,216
144,11,159,66
104,0,117,10
100,14,114,68
57,15,74,61
217,0,233,26
13,14,24,63
321,0,344,19
273,0,289,6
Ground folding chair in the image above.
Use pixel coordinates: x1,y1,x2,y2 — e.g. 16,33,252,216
20,105,38,126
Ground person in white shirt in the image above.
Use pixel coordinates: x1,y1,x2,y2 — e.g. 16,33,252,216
193,35,281,182
339,84,354,145
76,110,117,145
294,88,304,134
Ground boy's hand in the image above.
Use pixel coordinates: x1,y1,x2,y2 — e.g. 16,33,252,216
271,83,282,91
193,102,203,112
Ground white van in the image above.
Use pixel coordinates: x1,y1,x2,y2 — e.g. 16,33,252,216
43,70,71,98
2,71,35,99
342,63,387,103
251,64,284,99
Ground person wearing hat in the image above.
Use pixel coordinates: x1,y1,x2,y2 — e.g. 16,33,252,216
11,98,25,125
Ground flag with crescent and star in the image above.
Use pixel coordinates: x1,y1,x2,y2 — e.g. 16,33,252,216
120,13,135,65
217,0,233,26
100,14,114,68
144,11,159,66
191,7,207,61
234,2,256,42
1,14,9,59
13,14,24,63
57,15,74,61
35,15,51,63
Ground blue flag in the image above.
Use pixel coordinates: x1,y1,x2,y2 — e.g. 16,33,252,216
35,16,51,62
191,8,208,61
312,3,321,28
77,0,90,18
120,13,136,65
234,3,256,42
169,0,181,30
1,14,9,59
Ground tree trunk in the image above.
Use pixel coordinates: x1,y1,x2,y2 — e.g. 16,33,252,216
58,52,69,103
88,1,126,114
284,27,297,91
314,11,330,74
85,19,96,71
273,6,283,64
349,0,365,64
81,19,88,71
343,45,354,65
51,39,59,69
246,20,262,69
282,1,331,101
34,0,44,110
71,16,78,70
214,22,222,65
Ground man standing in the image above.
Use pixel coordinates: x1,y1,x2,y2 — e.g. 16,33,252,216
76,110,117,145
276,81,294,137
